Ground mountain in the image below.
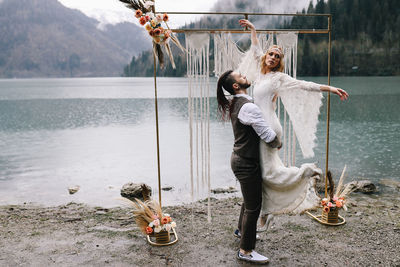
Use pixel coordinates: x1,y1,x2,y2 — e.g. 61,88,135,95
0,0,151,78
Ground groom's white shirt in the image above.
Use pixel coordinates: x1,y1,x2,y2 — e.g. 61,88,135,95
234,94,277,143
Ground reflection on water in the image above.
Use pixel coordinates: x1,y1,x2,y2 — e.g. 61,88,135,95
0,77,399,207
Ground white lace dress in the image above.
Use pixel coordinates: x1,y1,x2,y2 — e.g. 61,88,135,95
239,44,323,215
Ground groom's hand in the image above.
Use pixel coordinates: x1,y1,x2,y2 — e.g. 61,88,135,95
267,136,282,149
277,141,282,150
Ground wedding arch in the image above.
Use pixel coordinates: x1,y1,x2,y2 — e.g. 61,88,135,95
146,8,334,221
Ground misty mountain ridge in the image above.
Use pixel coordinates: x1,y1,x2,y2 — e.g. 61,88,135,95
0,0,150,78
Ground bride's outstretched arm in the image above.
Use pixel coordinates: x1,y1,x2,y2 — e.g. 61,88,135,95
239,19,259,47
278,73,349,101
320,85,349,101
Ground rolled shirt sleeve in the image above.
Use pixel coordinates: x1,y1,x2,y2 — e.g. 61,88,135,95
238,103,277,143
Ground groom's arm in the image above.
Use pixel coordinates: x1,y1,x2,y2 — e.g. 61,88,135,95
238,103,282,148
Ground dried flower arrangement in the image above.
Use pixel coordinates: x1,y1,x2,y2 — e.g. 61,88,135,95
119,0,184,68
322,165,355,213
129,198,176,235
122,195,177,246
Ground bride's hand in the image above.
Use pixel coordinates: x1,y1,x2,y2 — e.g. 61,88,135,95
239,19,255,30
330,87,349,101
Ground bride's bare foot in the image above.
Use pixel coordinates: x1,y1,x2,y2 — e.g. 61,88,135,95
260,215,267,227
257,214,274,232
257,215,268,232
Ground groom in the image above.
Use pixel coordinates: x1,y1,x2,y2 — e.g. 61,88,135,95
217,70,281,264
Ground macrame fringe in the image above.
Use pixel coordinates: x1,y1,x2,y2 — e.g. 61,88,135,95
276,32,299,167
186,33,212,223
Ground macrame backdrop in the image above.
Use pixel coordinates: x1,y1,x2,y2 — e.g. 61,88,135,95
214,33,244,77
185,33,212,222
276,32,298,167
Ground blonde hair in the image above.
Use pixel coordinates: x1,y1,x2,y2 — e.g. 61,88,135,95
260,45,284,74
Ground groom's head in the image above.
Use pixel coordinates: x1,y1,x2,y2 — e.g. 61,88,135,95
218,70,251,95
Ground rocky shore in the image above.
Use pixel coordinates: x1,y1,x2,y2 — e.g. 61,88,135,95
1,186,399,266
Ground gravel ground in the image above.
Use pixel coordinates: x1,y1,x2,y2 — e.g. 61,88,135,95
1,188,399,266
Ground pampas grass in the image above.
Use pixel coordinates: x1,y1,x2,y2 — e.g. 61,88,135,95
327,170,335,199
334,165,357,199
335,165,347,197
122,198,163,234
338,183,356,199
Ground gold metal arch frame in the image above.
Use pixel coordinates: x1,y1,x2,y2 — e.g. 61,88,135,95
150,10,340,225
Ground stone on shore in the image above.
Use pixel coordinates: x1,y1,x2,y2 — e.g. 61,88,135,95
317,179,378,194
162,186,173,191
120,182,152,200
68,185,80,195
345,180,377,194
211,186,238,194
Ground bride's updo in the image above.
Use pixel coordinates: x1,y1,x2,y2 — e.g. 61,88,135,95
261,45,284,74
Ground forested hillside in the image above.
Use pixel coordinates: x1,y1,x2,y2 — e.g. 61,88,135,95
289,0,400,75
123,0,399,77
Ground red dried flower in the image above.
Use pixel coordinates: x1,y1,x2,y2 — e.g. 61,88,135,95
323,206,330,213
145,15,150,22
163,13,169,22
154,28,161,36
161,217,169,224
139,16,147,26
149,29,155,37
135,9,143,18
145,226,153,234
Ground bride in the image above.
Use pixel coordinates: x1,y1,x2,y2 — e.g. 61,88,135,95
238,19,349,229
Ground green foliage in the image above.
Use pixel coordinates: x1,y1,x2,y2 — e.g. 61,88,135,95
286,0,400,76
125,0,399,77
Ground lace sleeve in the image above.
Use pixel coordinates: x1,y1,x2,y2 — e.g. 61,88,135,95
277,72,323,158
250,43,264,60
236,43,263,83
278,73,321,92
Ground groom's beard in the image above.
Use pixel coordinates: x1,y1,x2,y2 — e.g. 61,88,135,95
238,80,251,89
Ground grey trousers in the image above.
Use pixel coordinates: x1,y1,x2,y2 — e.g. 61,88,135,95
231,152,262,251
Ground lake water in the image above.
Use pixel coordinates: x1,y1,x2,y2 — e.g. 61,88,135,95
0,77,399,207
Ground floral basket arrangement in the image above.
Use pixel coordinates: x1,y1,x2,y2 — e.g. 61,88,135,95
126,198,177,244
119,0,185,68
321,196,346,223
320,165,355,224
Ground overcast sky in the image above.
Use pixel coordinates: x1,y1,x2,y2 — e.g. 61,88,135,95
58,0,219,28
58,0,315,29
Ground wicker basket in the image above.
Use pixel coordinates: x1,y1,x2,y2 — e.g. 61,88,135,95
322,208,339,224
154,230,171,244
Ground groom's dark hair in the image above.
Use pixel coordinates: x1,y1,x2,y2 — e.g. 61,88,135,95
217,70,236,121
